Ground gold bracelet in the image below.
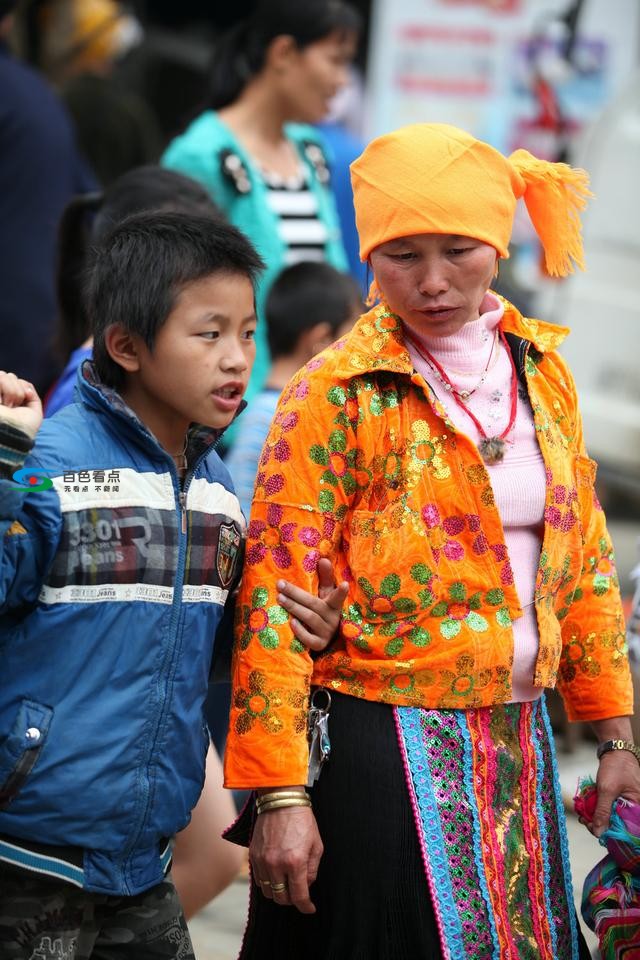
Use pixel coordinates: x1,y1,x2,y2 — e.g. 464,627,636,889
256,790,308,806
256,798,312,815
257,801,312,815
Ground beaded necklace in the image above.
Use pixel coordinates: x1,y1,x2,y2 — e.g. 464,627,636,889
405,326,518,465
410,328,498,401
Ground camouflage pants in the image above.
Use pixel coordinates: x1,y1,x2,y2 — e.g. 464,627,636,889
0,864,195,959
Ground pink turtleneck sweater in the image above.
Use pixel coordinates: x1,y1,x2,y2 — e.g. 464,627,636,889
405,293,546,702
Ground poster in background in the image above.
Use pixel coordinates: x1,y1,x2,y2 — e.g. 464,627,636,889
365,0,638,155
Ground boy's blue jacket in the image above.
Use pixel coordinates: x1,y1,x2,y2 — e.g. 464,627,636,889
0,365,244,895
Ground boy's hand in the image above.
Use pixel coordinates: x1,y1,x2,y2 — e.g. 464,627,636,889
0,372,43,438
276,558,348,652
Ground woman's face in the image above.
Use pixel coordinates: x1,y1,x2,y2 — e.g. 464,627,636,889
283,30,357,124
369,234,498,338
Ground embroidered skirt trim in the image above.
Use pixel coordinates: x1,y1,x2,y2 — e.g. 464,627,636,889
394,696,579,960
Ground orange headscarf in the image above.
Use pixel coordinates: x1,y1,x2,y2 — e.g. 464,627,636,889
350,123,592,278
40,0,138,76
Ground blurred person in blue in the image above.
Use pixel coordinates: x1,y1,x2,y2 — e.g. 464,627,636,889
318,66,368,294
225,261,362,519
0,211,347,955
0,0,95,394
161,0,360,448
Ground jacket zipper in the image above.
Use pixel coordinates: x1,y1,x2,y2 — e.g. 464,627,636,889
179,490,187,535
121,447,213,888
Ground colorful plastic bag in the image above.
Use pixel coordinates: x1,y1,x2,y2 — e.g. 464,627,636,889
575,777,640,957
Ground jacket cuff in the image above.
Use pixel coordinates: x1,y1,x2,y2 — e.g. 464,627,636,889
0,420,34,479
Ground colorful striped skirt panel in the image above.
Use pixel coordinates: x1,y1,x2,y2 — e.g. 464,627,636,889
395,697,580,960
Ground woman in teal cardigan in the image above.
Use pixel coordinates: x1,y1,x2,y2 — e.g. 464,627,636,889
162,0,359,434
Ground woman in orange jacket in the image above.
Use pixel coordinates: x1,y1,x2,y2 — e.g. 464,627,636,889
223,123,640,959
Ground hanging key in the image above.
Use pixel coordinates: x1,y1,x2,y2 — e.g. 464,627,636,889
306,688,332,787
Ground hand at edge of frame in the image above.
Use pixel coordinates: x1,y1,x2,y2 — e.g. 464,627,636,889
592,748,640,837
0,371,43,439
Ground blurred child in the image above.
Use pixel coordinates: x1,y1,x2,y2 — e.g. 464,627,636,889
225,261,362,518
0,212,346,956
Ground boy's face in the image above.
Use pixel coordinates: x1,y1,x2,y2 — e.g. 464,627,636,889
131,272,256,436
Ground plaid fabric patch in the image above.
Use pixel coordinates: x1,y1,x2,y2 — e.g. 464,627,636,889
184,512,243,591
43,505,243,595
45,506,179,589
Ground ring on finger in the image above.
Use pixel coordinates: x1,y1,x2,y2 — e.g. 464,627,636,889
271,882,288,893
258,878,271,887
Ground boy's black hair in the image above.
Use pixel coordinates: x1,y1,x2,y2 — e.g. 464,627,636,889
89,212,264,390
266,261,361,359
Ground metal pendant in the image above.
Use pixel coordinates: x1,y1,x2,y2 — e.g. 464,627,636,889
478,437,506,464
306,689,331,786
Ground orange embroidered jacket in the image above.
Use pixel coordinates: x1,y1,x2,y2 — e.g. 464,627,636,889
224,298,632,788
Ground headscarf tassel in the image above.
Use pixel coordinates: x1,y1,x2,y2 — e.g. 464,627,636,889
509,148,594,278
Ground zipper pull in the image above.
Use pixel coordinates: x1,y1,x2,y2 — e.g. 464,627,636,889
179,491,187,535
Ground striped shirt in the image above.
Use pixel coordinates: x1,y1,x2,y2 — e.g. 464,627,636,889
262,166,329,265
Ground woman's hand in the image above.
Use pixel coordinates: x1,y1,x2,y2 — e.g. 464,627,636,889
0,372,43,439
250,804,323,914
588,717,640,837
592,750,640,837
277,557,348,653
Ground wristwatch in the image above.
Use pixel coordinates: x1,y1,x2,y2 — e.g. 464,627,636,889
596,739,640,765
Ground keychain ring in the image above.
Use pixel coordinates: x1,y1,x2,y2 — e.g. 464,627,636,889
310,688,331,711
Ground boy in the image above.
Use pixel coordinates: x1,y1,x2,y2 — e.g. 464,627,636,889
0,213,344,958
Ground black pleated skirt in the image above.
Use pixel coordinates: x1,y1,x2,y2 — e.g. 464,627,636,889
236,692,591,960
238,692,443,959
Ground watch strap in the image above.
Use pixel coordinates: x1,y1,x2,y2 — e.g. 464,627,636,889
596,738,640,764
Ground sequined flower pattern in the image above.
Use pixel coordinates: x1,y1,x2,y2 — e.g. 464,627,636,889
558,621,601,683
429,583,510,639
309,428,372,505
440,653,492,701
238,586,289,651
246,505,296,570
587,539,618,596
408,420,450,481
298,514,337,572
355,572,431,655
234,670,307,736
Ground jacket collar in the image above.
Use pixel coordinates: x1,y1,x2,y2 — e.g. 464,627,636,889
77,360,241,465
333,295,569,380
